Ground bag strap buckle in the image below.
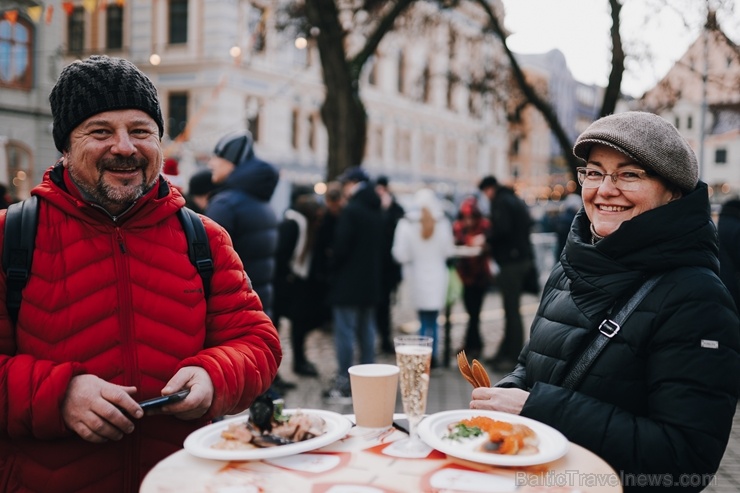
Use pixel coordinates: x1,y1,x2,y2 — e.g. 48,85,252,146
599,319,621,338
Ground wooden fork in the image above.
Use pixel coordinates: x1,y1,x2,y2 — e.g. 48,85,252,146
471,359,491,387
457,350,477,387
457,350,491,388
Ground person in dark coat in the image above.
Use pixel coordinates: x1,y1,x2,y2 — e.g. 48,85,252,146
206,130,293,397
470,112,740,492
323,167,383,402
273,191,326,377
0,183,13,209
718,198,740,311
313,181,344,330
375,175,405,354
478,175,536,372
185,168,217,214
206,130,279,318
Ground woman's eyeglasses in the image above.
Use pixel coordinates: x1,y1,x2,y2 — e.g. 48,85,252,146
576,167,651,191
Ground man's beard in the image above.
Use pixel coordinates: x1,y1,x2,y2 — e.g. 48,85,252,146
69,155,158,211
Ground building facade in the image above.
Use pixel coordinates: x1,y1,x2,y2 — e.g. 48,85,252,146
0,1,63,200
640,11,740,201
0,0,512,205
510,49,604,204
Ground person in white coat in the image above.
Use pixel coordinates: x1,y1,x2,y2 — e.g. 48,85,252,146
392,188,455,364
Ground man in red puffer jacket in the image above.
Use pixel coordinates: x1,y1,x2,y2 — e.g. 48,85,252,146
0,55,282,493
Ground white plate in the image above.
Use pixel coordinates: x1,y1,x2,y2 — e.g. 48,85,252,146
417,409,569,466
183,409,353,461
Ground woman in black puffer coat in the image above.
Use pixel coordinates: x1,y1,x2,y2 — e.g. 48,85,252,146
471,112,740,492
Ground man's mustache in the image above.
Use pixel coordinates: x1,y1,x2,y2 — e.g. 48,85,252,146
98,156,149,171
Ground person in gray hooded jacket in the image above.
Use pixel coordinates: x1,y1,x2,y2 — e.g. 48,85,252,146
469,112,740,492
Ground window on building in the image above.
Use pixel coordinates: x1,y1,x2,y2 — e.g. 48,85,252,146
469,92,481,118
421,134,435,170
248,6,265,53
167,92,188,140
106,5,124,50
246,98,261,142
169,0,188,45
397,51,406,95
687,115,693,130
674,116,680,129
396,130,411,164
308,113,318,152
468,142,478,171
421,65,431,103
368,57,378,86
446,139,456,169
6,142,32,200
511,137,520,156
291,109,300,149
0,16,33,90
446,78,455,111
67,7,85,54
715,148,727,165
372,126,383,160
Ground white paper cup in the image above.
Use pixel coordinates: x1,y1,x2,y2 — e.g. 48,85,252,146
348,364,400,428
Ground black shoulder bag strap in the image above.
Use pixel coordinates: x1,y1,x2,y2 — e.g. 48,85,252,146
561,273,665,390
176,207,214,299
2,196,40,324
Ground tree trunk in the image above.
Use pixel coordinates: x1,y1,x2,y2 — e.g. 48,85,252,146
304,0,367,181
601,0,625,117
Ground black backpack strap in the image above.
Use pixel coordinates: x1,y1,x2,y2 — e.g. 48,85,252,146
2,196,39,324
177,206,213,299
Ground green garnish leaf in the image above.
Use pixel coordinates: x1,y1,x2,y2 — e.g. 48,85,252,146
273,408,290,423
444,423,483,441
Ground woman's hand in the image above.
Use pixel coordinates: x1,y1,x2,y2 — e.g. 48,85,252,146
470,387,530,415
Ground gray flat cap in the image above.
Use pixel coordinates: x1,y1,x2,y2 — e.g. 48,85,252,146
573,111,698,192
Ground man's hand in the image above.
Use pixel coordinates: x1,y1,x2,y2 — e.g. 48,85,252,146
470,387,530,415
62,374,142,443
153,366,214,420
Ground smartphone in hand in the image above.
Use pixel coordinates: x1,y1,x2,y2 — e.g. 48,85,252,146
138,389,190,411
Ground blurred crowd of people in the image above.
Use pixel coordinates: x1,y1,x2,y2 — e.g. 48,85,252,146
176,135,539,402
186,126,740,461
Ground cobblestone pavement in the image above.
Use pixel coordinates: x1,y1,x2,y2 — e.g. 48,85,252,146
273,281,740,492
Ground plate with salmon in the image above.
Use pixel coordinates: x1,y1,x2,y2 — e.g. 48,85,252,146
418,409,568,466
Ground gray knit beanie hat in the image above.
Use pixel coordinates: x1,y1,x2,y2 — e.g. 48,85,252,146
573,111,698,193
49,55,164,152
213,130,254,165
